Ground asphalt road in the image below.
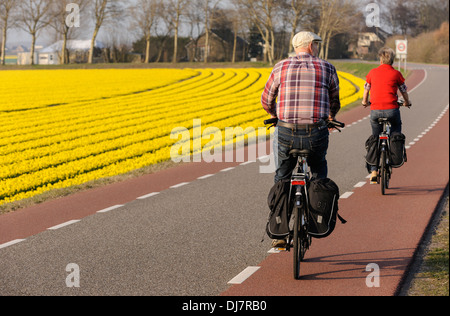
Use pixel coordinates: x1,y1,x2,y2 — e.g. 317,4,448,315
0,63,448,297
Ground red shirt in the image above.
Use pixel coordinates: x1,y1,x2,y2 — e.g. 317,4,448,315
365,64,406,110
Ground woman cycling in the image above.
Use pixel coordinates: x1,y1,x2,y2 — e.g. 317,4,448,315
362,47,412,184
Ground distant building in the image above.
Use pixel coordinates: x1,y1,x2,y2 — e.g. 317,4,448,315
186,30,249,62
348,27,391,59
17,40,105,65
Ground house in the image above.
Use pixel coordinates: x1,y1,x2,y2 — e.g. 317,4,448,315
348,27,391,59
40,40,105,64
17,52,38,65
17,40,105,65
186,30,249,62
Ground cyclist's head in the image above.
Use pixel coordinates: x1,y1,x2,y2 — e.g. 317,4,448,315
378,47,396,65
292,31,322,49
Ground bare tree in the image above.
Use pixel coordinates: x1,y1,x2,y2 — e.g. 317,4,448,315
167,0,188,63
228,7,243,63
18,0,52,65
0,0,17,65
287,0,311,54
88,0,121,64
49,0,88,64
238,0,282,65
130,0,161,63
316,0,357,59
202,0,220,63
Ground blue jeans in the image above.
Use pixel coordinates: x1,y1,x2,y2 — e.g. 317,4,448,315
274,122,329,183
370,108,402,136
369,109,402,172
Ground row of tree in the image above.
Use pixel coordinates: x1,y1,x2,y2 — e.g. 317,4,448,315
1,0,449,65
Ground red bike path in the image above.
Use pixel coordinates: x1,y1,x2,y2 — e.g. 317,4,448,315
222,110,448,296
222,69,449,296
0,69,448,296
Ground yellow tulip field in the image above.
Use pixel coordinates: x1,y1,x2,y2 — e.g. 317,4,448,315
0,68,364,206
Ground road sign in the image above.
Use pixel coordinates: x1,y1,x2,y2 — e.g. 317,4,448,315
396,40,408,56
395,40,408,73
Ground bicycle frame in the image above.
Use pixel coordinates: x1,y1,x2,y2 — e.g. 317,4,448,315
378,119,392,195
289,152,311,279
263,117,345,279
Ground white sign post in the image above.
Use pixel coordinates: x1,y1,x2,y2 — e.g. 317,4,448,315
396,40,408,73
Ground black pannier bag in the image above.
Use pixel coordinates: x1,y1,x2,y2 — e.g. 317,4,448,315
390,132,407,168
266,179,291,240
365,135,380,171
307,178,346,239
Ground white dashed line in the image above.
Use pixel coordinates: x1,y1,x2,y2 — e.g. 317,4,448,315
228,266,261,285
0,239,26,250
354,182,367,188
340,192,354,199
170,182,190,189
48,220,80,231
137,192,160,200
97,205,124,213
198,174,214,180
221,167,235,172
240,161,256,166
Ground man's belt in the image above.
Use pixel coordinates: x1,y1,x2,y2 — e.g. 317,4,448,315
277,120,325,130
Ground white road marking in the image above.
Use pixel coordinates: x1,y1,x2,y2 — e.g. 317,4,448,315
221,167,235,172
48,220,80,231
170,182,190,189
228,266,261,285
354,182,367,188
0,239,26,250
97,205,124,213
340,192,354,199
137,192,160,200
197,174,214,180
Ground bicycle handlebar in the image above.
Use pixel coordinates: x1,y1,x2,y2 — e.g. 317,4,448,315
264,118,346,132
363,100,412,108
397,100,412,108
264,118,278,126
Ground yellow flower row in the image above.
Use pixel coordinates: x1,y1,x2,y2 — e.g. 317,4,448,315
0,69,200,112
0,68,364,206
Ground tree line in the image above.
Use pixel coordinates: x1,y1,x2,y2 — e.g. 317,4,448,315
1,0,448,65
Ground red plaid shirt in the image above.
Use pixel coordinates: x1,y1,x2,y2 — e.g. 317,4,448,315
261,53,341,124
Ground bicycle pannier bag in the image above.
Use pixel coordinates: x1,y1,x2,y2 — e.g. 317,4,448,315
266,179,291,239
307,178,346,239
390,132,407,168
365,135,379,169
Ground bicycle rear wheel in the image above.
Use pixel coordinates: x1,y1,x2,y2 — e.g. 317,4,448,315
293,205,306,280
381,151,387,195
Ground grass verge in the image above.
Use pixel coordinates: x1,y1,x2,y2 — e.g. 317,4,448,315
401,187,449,296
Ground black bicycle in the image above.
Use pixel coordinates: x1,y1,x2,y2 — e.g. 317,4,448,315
264,118,345,279
364,101,411,195
377,117,392,195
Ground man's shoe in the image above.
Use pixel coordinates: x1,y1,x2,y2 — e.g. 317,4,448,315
370,171,378,184
271,239,287,248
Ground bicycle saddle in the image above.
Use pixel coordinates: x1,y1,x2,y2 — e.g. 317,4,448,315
289,149,311,157
378,118,390,123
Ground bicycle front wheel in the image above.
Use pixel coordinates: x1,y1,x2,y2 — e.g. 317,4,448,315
293,205,306,280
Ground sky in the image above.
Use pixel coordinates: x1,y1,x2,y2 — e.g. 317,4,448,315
6,0,235,50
